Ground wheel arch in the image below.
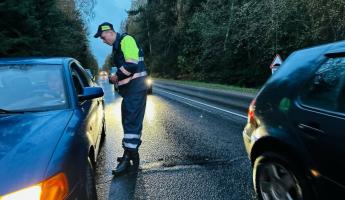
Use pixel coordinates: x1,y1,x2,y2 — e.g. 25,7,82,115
250,136,308,171
251,137,319,200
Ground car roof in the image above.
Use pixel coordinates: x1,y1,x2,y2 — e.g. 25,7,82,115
0,57,74,65
276,40,345,74
294,40,345,56
260,40,345,96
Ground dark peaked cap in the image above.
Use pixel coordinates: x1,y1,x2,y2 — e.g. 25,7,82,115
94,22,114,38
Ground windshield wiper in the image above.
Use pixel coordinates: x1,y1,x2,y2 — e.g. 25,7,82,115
0,108,25,114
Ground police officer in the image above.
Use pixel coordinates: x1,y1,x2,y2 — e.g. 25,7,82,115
94,22,148,176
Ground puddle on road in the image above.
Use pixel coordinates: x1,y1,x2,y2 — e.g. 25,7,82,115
96,155,247,184
139,155,247,172
101,156,250,200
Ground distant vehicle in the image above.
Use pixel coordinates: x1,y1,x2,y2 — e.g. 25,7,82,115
99,70,108,76
0,57,106,199
146,77,153,94
243,41,345,200
98,70,108,81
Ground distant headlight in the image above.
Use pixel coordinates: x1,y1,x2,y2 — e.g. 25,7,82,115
0,173,68,200
146,78,153,85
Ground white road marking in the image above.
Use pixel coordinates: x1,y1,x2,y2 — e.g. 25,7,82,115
155,88,247,119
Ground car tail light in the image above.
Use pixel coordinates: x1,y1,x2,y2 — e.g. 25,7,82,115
248,99,257,125
0,173,68,200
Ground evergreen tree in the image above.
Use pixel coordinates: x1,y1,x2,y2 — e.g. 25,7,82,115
126,0,345,87
0,0,98,72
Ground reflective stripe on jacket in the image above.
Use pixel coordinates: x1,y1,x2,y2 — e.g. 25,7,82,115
112,33,148,96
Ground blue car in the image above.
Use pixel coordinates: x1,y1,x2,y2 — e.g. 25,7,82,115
0,58,106,200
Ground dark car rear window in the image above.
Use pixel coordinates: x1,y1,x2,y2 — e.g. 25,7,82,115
300,57,345,113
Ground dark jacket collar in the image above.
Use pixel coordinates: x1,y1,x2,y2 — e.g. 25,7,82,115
112,32,122,52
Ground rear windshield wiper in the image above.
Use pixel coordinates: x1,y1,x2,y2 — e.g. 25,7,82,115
0,108,25,114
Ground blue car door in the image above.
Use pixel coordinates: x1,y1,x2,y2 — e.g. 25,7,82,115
70,63,100,148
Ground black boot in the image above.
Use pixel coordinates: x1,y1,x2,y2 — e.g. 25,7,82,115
112,151,131,176
116,150,129,162
130,151,140,167
117,151,140,166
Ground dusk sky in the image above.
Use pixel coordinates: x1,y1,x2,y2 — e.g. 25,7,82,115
87,0,131,69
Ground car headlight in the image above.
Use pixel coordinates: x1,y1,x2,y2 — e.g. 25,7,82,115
0,173,68,200
146,78,152,85
0,185,41,200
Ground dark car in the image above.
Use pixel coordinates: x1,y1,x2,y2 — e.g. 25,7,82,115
0,58,106,199
146,77,153,94
243,41,345,200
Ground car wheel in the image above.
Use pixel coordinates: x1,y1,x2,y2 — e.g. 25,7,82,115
253,152,313,200
147,88,153,94
85,157,98,200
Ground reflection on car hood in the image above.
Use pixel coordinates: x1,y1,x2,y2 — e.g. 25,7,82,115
0,110,73,195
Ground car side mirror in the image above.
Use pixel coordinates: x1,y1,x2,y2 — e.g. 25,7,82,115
78,87,104,101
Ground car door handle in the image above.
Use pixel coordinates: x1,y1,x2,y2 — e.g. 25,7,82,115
298,123,324,137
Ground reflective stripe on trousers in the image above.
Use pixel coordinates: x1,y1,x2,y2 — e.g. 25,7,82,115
121,90,147,151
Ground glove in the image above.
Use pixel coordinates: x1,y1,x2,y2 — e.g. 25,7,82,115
108,74,118,84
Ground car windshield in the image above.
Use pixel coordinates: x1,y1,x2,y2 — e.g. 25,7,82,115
0,64,68,112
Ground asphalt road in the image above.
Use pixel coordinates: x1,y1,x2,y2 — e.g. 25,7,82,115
95,79,257,200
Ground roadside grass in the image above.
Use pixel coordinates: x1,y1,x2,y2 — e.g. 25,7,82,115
153,78,259,94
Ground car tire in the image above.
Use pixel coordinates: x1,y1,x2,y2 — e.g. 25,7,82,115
147,88,153,94
253,152,313,200
85,157,98,200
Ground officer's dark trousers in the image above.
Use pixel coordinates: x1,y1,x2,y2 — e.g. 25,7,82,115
121,90,147,151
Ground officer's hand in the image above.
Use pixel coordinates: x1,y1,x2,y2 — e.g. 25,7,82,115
109,75,118,84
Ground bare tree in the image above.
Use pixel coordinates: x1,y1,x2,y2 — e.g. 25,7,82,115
75,0,96,21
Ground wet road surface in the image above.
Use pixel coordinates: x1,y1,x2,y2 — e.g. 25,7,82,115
95,80,256,200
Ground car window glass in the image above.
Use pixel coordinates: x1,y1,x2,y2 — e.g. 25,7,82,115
71,67,84,95
301,57,345,113
85,69,93,80
0,64,68,111
79,69,92,86
72,63,91,87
